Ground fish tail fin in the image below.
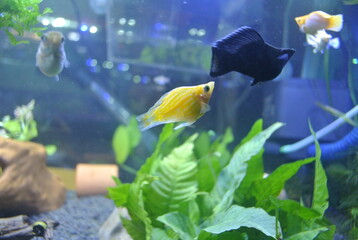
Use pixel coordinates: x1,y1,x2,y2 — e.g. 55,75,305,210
136,112,159,131
327,14,343,32
329,37,340,49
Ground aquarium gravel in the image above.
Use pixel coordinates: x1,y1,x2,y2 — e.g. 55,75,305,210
29,191,115,240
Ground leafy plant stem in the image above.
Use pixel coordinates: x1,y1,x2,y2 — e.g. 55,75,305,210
120,164,137,175
324,50,332,106
275,207,281,240
348,52,357,106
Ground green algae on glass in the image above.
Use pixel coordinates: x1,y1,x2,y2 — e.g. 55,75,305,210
0,0,52,45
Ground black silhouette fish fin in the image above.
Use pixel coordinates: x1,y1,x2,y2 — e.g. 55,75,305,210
251,79,261,86
213,26,264,54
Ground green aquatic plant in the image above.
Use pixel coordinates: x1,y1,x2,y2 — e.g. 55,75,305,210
109,120,335,239
112,117,142,174
316,102,358,127
326,152,358,240
0,0,52,45
0,100,38,141
0,100,56,156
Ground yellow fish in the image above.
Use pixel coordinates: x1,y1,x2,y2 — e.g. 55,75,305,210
36,31,69,81
295,11,343,35
137,81,215,131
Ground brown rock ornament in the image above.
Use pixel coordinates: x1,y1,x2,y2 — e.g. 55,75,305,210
0,137,66,216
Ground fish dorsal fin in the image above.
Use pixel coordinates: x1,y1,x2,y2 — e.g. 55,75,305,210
213,26,264,54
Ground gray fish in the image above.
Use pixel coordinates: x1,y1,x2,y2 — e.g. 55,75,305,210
36,31,69,81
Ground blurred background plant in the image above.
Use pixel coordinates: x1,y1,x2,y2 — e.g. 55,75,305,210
342,0,358,5
0,100,57,164
0,0,52,45
0,99,38,141
326,152,358,240
112,117,142,175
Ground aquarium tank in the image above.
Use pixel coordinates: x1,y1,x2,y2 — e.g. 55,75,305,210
0,0,357,239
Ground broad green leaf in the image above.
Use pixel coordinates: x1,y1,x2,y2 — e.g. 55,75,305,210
112,126,130,164
252,157,315,208
125,175,154,240
210,122,284,215
2,119,21,135
210,231,247,240
178,199,200,225
138,123,175,175
121,217,146,240
196,193,216,221
315,225,336,240
145,135,198,219
269,199,321,220
151,228,176,240
203,205,279,239
309,122,329,217
197,128,234,192
234,119,263,151
128,117,142,148
197,154,221,192
209,127,234,167
235,150,264,205
23,121,37,140
107,183,130,207
160,126,185,157
285,227,328,240
194,131,211,159
157,212,199,240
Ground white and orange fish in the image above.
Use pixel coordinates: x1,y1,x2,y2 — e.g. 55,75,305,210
295,11,343,35
36,31,69,81
306,30,340,54
137,82,215,131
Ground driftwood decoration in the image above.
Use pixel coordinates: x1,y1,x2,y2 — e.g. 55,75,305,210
0,137,66,216
0,215,58,239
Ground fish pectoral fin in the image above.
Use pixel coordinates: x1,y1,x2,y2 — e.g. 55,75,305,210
306,34,317,46
251,78,260,86
64,59,70,68
200,102,211,114
329,38,340,49
174,121,195,130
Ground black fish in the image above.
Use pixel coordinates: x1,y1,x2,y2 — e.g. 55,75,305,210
210,26,295,86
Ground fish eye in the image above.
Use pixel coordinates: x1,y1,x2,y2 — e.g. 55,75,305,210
61,37,65,43
204,85,210,92
41,35,46,41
